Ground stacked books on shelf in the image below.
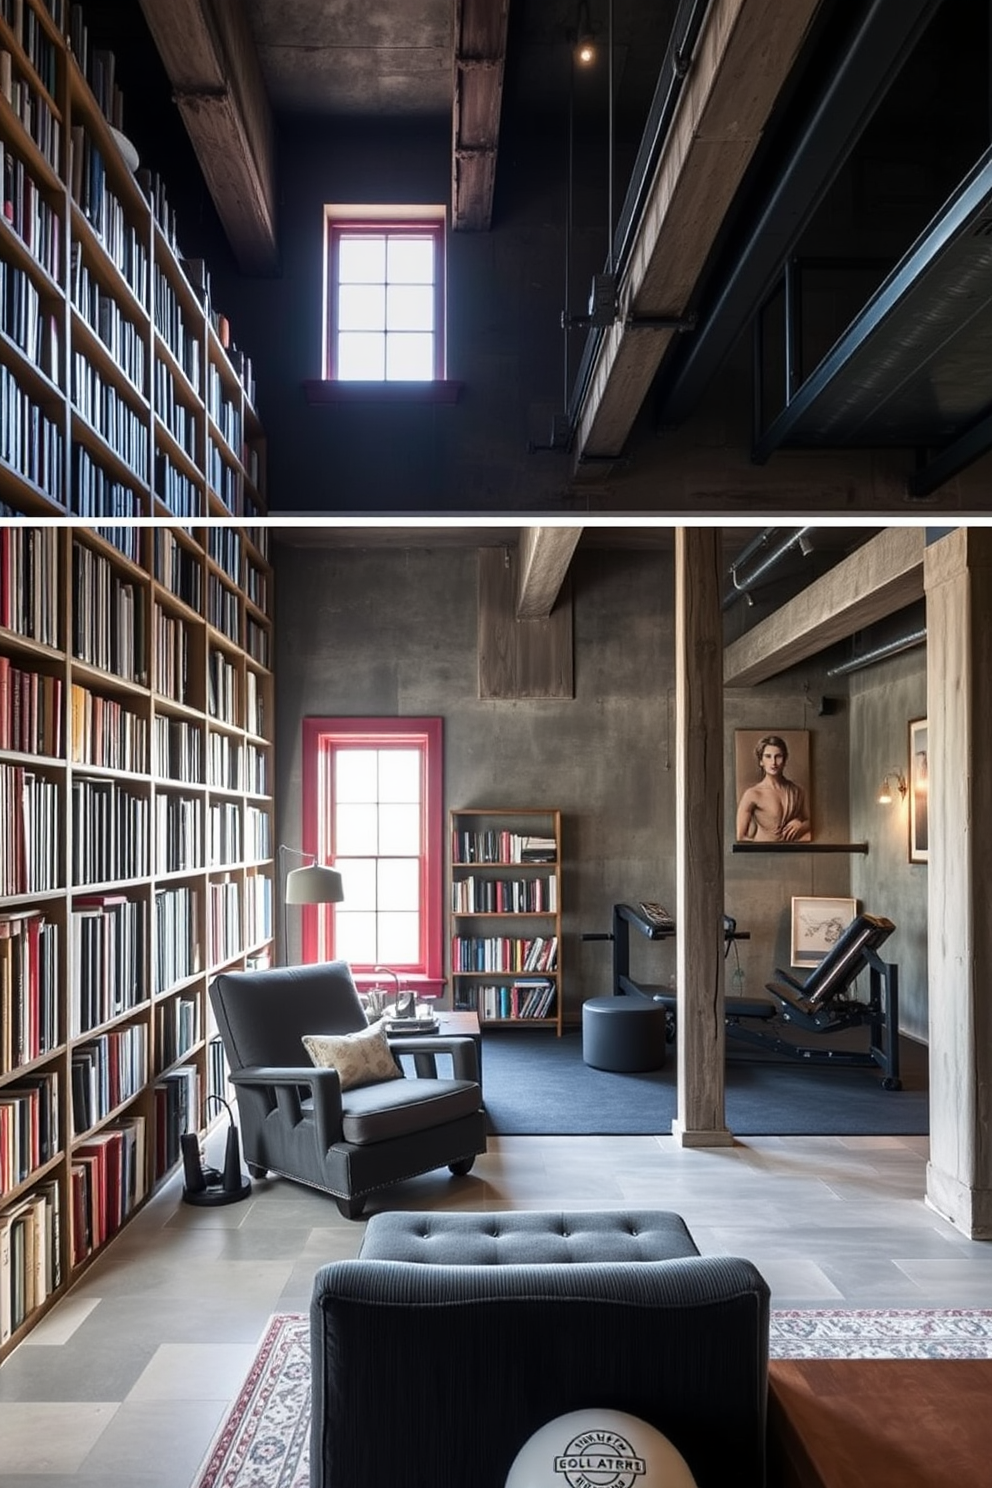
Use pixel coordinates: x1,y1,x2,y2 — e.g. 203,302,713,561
470,979,557,1021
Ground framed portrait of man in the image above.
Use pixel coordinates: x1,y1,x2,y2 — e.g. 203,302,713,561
734,729,812,843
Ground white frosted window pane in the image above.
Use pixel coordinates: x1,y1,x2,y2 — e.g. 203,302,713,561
386,333,433,380
336,751,378,803
378,750,420,803
334,856,375,909
335,912,377,964
337,803,378,855
386,284,433,331
378,803,420,854
387,237,433,283
339,236,385,282
377,912,419,963
339,284,386,331
338,332,384,379
378,857,420,910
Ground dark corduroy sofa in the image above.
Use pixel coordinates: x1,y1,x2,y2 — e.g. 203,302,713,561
310,1209,770,1488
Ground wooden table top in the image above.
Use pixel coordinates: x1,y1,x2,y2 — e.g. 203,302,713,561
768,1358,992,1488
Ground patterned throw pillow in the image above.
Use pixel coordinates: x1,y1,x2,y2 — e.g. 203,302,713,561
302,1020,402,1091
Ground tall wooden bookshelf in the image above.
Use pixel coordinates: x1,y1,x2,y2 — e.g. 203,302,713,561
449,808,562,1034
0,0,273,1361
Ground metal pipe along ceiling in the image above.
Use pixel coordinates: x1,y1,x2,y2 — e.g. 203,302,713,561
722,527,815,611
826,628,927,677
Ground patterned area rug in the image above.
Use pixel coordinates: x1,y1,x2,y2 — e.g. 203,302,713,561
193,1308,992,1488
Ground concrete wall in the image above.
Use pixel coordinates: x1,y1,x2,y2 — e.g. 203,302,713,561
274,536,898,1028
849,646,929,1039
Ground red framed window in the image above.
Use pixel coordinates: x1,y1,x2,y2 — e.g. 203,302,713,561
300,717,444,990
325,214,446,382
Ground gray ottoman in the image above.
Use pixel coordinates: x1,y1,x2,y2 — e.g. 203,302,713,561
582,994,668,1072
359,1207,700,1263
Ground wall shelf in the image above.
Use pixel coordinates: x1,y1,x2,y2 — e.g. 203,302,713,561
732,842,869,854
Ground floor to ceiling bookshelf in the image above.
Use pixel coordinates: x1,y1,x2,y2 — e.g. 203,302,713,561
0,0,273,1360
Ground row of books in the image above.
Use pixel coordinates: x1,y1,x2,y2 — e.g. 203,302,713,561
4,0,58,95
1,1176,59,1343
0,43,60,170
69,893,148,1036
1,142,62,278
153,603,191,704
0,1066,58,1189
208,573,240,644
155,360,198,464
244,871,272,950
153,884,200,995
71,1114,147,1268
155,995,199,1073
0,656,63,757
450,874,557,915
0,523,59,644
207,799,241,868
71,246,146,393
71,1023,147,1136
471,979,557,1021
452,829,557,865
154,527,203,610
0,356,65,501
72,540,148,683
153,1064,197,1180
207,878,242,967
0,910,59,1072
0,253,59,379
153,714,201,784
155,790,202,875
153,264,202,396
0,763,60,896
71,444,142,522
70,350,150,483
70,776,149,885
70,682,148,771
452,935,559,974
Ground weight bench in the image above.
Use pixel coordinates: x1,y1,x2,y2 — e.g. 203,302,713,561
725,912,902,1089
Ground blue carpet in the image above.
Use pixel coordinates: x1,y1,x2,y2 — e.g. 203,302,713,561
481,1028,929,1136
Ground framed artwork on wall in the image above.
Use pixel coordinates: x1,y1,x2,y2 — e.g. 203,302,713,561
791,896,858,968
734,729,812,843
909,717,928,864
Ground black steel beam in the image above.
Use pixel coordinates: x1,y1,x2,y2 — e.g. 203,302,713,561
657,0,945,427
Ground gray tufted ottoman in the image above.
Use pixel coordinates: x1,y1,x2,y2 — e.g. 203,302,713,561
358,1207,700,1263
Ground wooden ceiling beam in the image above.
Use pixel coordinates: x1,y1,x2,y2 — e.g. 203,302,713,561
138,0,278,275
452,0,510,231
516,527,584,619
573,0,824,470
723,527,926,687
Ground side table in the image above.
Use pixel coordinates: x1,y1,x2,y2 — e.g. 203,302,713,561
768,1357,992,1488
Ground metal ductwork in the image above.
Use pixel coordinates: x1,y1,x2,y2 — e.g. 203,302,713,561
722,527,815,611
826,627,927,677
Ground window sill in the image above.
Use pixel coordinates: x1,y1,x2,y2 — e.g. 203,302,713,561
304,379,464,405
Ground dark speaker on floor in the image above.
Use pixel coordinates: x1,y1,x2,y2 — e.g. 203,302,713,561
182,1095,252,1206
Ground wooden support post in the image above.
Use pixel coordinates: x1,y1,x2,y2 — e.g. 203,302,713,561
924,528,992,1238
673,527,732,1146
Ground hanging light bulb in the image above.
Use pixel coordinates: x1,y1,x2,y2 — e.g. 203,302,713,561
575,1,596,64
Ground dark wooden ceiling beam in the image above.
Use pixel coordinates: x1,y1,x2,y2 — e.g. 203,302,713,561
573,0,824,471
452,0,510,231
138,0,278,275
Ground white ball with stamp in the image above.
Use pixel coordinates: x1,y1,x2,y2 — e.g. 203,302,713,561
505,1407,698,1488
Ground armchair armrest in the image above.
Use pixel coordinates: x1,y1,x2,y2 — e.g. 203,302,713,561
387,1035,480,1083
230,1064,344,1149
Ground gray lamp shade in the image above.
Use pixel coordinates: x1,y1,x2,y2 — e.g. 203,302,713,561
285,863,345,905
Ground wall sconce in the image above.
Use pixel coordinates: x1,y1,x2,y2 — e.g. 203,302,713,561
877,771,908,805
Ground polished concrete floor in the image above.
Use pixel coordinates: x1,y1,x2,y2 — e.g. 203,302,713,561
2,1130,992,1486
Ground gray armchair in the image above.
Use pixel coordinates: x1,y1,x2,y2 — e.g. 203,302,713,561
208,961,487,1217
